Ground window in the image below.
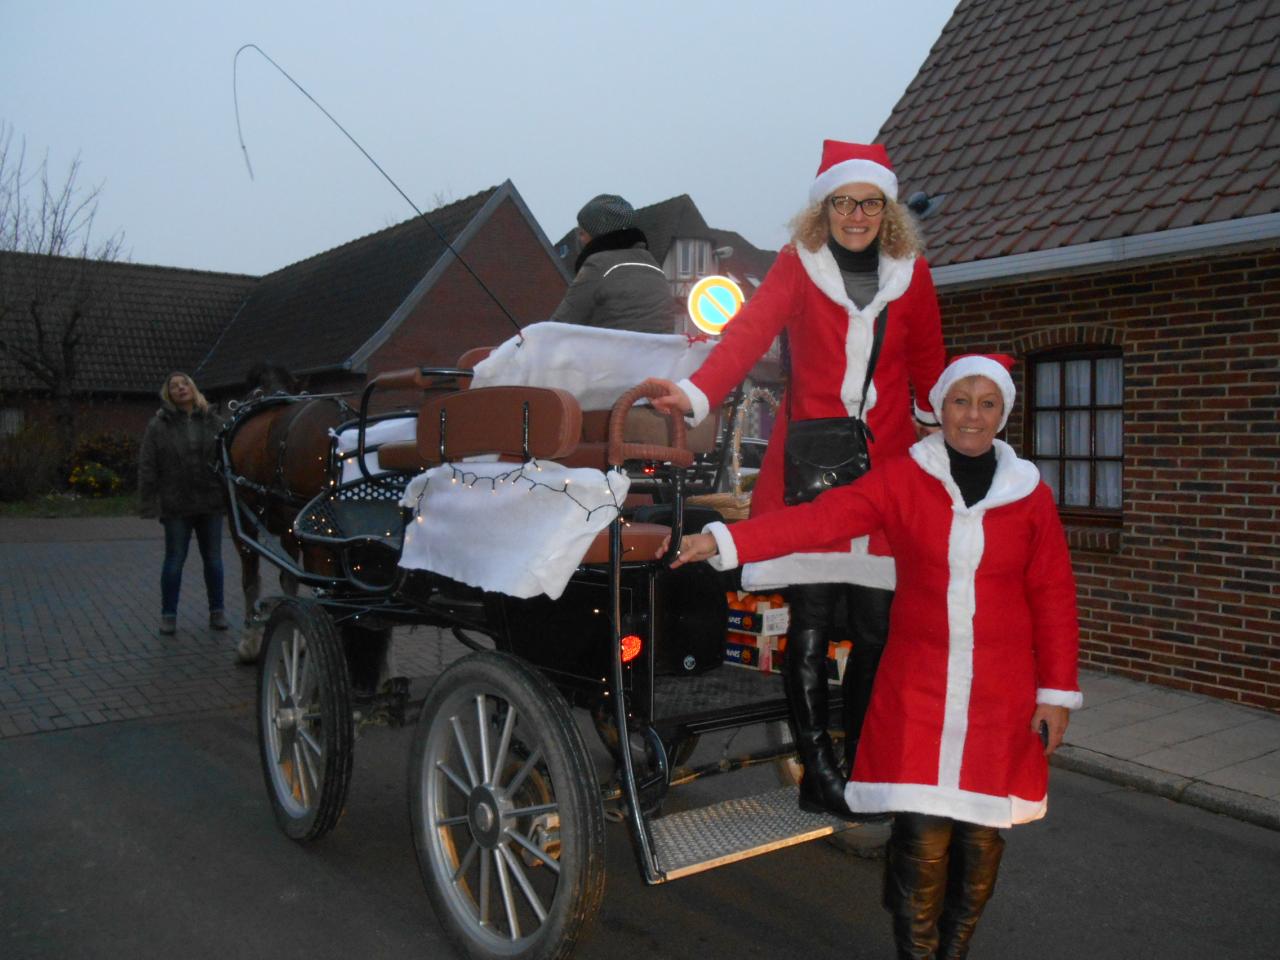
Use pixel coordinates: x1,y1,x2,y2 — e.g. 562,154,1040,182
676,240,711,279
1029,349,1123,514
0,408,23,437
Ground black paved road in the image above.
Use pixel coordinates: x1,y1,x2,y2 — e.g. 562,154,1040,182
3,708,1280,960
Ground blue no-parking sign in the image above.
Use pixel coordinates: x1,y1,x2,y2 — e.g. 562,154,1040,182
687,275,745,336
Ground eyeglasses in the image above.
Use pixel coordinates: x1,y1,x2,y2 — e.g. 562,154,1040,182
828,195,886,217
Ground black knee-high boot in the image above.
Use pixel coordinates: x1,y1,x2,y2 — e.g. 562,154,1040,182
938,825,1004,959
884,842,948,959
785,585,852,818
786,627,854,817
841,585,892,773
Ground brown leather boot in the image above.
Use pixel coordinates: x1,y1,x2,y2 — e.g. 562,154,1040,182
937,825,1004,959
884,839,948,959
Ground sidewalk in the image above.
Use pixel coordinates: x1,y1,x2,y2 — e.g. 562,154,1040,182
2,516,1278,831
1058,670,1280,831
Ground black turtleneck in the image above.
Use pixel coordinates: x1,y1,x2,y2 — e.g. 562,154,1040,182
827,237,880,273
946,442,997,507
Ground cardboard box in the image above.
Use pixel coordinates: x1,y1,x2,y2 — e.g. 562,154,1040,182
726,605,790,636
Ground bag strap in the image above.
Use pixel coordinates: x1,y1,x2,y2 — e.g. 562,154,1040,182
785,304,888,422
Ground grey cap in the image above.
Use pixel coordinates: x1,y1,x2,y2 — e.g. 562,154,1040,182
576,194,635,237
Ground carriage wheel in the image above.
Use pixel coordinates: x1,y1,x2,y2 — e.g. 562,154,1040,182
257,598,354,841
409,651,605,960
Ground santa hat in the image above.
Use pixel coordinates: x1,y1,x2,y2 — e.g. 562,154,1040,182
809,140,899,206
928,354,1018,431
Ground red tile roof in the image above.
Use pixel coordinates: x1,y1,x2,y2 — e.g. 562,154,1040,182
878,0,1280,267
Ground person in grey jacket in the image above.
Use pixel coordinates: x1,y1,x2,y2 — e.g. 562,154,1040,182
138,372,228,635
550,194,674,334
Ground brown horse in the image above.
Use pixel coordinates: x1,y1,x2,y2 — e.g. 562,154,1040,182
222,368,351,662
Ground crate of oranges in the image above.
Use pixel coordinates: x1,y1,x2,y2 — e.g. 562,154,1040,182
724,592,789,672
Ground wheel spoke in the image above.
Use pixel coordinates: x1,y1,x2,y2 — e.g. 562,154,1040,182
297,648,314,702
508,801,558,819
292,741,312,808
452,839,479,883
287,629,301,696
478,842,491,927
506,827,561,874
436,761,471,797
491,704,516,788
435,813,470,827
450,715,480,788
492,847,521,940
475,694,492,784
272,673,288,704
505,747,543,797
298,726,324,766
499,843,549,923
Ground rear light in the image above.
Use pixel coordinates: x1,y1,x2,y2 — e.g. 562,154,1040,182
620,634,643,663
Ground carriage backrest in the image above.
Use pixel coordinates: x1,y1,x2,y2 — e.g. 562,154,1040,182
413,385,583,466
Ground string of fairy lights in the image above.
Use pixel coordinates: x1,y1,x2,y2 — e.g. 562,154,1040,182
409,459,624,525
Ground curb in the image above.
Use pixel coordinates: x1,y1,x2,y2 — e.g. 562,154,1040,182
1051,744,1280,833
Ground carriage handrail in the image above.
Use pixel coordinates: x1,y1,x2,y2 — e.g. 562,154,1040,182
355,367,476,484
606,382,695,469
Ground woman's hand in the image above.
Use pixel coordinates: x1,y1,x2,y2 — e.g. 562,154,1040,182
1031,704,1070,756
655,532,719,568
642,378,692,417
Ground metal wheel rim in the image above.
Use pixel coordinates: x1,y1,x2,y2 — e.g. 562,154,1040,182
262,624,325,820
418,686,566,956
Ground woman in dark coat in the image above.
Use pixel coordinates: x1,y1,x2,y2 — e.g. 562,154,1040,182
138,372,227,635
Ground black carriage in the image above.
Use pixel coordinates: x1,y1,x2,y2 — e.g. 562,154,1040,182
220,344,860,960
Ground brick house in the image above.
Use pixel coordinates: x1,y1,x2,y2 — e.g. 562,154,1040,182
197,181,569,405
0,250,256,439
880,0,1280,709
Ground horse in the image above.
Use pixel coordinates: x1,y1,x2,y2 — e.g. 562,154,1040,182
221,364,351,663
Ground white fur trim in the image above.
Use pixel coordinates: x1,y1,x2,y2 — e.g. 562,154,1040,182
810,160,899,205
844,781,1047,829
929,356,1017,432
741,541,897,591
910,435,1040,511
704,521,738,571
1037,688,1084,710
794,246,916,418
914,402,939,425
678,377,710,427
940,509,982,790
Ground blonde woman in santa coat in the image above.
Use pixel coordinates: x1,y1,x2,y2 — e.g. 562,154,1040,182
663,355,1081,960
646,140,946,820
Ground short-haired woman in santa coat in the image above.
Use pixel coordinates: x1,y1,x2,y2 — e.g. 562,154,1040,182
647,140,947,820
663,355,1082,960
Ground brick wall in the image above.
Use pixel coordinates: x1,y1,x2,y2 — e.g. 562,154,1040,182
937,242,1280,712
368,198,567,379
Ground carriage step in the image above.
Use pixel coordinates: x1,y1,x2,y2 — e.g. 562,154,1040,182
649,786,854,881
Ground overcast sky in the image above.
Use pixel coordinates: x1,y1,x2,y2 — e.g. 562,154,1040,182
1,0,959,277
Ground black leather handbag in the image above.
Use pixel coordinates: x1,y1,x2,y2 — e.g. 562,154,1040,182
781,309,886,506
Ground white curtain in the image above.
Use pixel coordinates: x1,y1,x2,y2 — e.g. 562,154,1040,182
1065,359,1091,405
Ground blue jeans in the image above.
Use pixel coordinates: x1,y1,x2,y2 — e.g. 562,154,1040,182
160,514,225,617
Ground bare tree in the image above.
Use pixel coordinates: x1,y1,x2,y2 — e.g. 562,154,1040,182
0,123,126,461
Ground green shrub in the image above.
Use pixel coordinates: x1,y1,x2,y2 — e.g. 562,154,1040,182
0,424,62,501
71,431,139,488
67,460,123,497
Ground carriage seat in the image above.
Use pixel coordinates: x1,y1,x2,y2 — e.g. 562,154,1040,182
377,384,678,565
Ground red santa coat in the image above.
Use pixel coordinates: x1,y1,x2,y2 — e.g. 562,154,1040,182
677,244,944,591
706,434,1082,828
